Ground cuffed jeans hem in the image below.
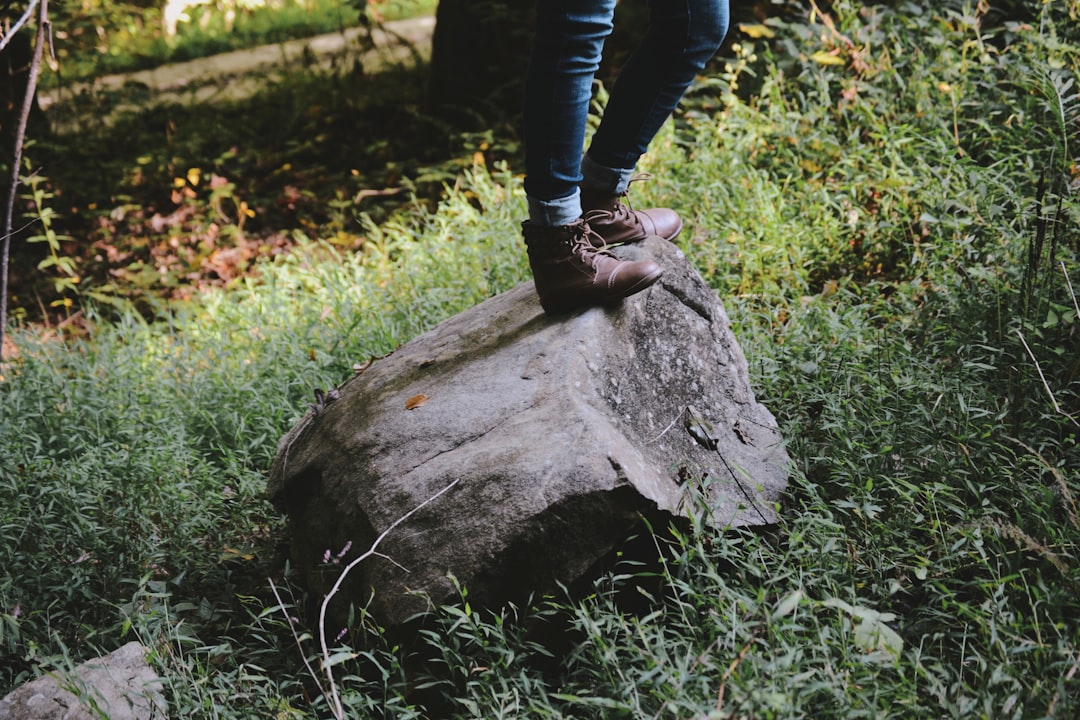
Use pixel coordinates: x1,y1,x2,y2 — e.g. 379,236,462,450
581,153,637,195
528,189,582,227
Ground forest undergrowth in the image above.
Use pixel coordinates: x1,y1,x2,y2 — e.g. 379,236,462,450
1,1,1079,718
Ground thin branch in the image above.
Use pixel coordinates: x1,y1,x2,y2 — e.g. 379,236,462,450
1062,260,1080,323
1046,650,1080,717
715,636,755,715
1,0,47,366
713,447,772,526
1016,329,1080,429
316,477,461,719
0,0,39,53
645,407,683,444
267,578,329,701
0,212,46,244
1008,436,1080,531
806,0,856,49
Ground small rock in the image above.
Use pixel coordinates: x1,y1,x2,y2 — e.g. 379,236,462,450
0,642,165,720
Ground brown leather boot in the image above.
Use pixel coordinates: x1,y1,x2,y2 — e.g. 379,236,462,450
581,181,683,245
523,220,664,315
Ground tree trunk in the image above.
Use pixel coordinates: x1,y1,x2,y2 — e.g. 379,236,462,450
426,0,533,126
425,0,657,129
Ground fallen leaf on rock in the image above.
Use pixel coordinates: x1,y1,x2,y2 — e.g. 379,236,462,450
405,393,429,410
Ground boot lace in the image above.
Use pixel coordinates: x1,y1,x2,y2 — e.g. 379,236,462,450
622,172,654,201
581,173,653,229
566,221,617,262
582,203,637,228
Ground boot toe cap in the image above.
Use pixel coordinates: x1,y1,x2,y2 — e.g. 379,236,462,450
642,209,683,240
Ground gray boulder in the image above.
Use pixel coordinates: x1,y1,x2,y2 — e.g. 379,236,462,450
268,238,788,627
0,642,165,720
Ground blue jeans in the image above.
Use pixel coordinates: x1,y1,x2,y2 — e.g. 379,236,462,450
524,0,729,226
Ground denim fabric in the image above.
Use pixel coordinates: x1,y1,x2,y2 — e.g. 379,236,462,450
580,153,637,197
527,187,582,227
523,0,729,222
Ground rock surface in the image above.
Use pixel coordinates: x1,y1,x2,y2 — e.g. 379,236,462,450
268,238,789,626
0,642,165,720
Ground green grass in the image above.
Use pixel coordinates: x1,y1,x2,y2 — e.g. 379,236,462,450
45,0,436,84
3,1,1079,717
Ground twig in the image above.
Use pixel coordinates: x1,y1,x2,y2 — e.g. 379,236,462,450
1008,436,1080,531
268,478,461,719
0,0,39,53
681,404,772,525
988,518,1070,577
1015,329,1080,429
650,635,724,720
268,578,329,701
715,637,754,715
1046,651,1080,717
1061,260,1080,323
353,186,408,204
316,477,461,719
646,408,683,444
714,448,772,526
806,0,855,49
1,0,47,366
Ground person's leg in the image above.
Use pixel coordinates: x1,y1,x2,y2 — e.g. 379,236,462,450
522,0,663,315
586,0,730,184
581,0,729,243
523,0,617,225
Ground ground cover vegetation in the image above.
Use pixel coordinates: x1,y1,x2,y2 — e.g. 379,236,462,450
1,0,1079,717
39,0,434,83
